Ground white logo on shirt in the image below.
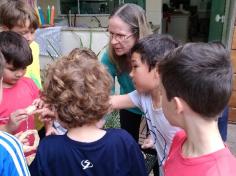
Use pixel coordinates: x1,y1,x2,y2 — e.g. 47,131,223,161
81,160,93,170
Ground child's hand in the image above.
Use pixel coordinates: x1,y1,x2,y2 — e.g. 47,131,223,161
45,125,57,136
141,135,154,149
17,130,40,153
15,131,29,145
32,98,45,109
7,109,28,132
25,98,45,115
34,107,56,122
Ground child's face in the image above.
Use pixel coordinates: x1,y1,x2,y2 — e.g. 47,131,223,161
130,52,159,93
10,19,35,44
3,63,26,87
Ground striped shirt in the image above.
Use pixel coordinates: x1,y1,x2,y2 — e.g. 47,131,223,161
0,131,30,176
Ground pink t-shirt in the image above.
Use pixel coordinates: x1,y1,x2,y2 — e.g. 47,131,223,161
164,130,236,176
0,77,39,150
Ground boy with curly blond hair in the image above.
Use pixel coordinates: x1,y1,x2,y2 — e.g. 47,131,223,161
30,48,147,176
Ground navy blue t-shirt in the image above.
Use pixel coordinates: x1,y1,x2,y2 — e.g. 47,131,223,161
30,128,147,176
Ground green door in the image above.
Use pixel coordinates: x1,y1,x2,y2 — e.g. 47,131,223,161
124,0,145,9
208,0,227,41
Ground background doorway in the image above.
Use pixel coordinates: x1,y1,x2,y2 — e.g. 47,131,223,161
162,0,227,43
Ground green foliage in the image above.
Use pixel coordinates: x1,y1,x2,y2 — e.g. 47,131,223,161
104,111,120,129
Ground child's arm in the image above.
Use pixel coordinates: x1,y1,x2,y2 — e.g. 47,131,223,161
110,94,135,110
45,121,59,136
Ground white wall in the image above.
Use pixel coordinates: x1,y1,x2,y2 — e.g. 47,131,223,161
146,0,162,26
163,0,170,5
38,0,163,27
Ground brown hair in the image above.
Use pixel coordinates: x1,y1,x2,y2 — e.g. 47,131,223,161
159,42,233,118
0,51,5,77
108,3,152,73
0,0,39,30
0,31,33,68
131,34,178,71
68,48,98,61
43,49,112,128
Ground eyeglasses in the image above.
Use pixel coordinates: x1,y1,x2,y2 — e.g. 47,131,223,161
108,31,137,42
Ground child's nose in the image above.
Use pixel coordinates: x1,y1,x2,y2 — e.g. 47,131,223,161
129,70,133,78
15,70,25,77
23,33,34,43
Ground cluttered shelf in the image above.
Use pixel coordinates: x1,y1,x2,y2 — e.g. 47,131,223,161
80,0,108,1
26,0,55,27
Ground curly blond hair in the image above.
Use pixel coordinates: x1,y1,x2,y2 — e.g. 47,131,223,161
43,49,112,128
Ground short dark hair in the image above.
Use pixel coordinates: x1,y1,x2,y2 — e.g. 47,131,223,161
131,34,178,71
0,51,5,77
159,42,233,118
0,31,33,69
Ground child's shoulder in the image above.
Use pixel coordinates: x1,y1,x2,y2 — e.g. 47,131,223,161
106,128,130,135
172,130,186,144
215,148,236,174
19,77,39,89
0,131,22,153
38,134,64,148
168,130,186,153
105,128,137,144
29,41,39,51
20,77,35,83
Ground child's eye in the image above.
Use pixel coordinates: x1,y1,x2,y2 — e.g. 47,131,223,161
9,68,17,71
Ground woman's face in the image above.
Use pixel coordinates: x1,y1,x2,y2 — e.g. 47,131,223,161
108,16,137,56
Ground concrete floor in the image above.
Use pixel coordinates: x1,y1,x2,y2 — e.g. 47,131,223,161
227,124,236,156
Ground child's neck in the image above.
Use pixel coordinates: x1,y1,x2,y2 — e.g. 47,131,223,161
182,114,225,157
67,124,106,143
151,88,161,109
3,82,14,88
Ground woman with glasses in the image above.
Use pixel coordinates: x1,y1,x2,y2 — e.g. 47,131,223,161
101,3,152,144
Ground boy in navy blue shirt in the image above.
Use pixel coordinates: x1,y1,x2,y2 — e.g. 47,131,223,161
30,48,147,176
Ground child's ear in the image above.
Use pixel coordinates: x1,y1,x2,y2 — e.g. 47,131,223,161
154,67,160,78
173,97,184,114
